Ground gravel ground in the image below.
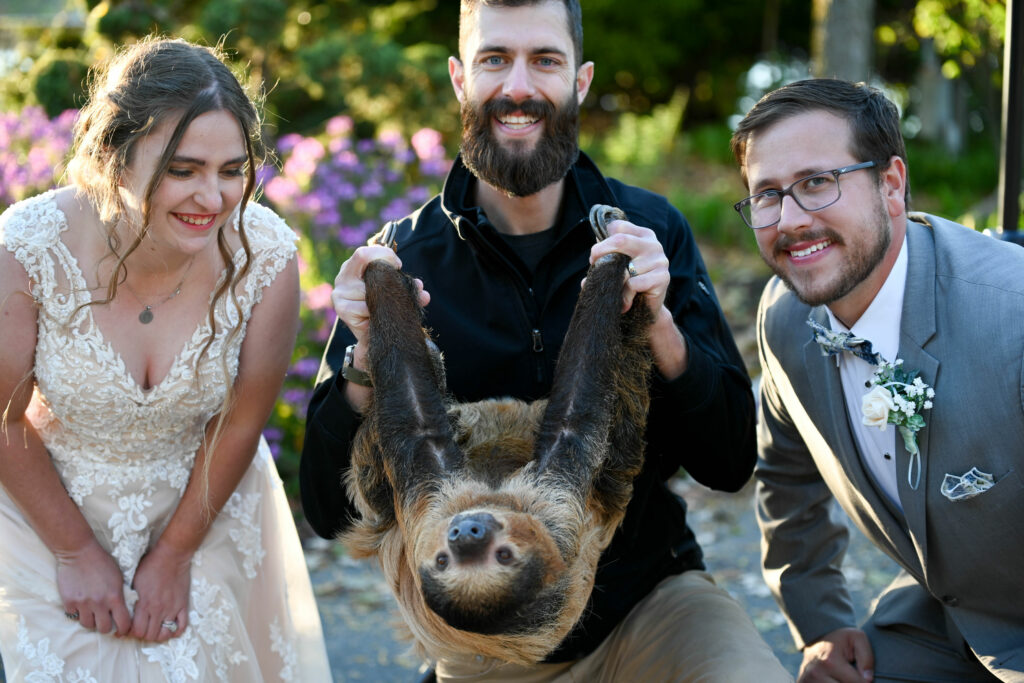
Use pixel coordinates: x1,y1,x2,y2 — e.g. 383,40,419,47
305,476,902,682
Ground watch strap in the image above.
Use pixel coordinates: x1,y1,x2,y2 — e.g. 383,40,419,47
342,344,373,387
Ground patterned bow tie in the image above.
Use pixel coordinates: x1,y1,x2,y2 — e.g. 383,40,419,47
806,316,880,365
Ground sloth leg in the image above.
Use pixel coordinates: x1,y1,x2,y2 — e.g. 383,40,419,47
533,253,652,519
362,261,463,509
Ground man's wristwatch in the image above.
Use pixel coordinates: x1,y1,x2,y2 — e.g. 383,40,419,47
341,344,373,387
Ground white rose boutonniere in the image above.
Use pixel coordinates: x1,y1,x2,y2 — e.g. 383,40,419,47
861,385,897,429
862,359,935,489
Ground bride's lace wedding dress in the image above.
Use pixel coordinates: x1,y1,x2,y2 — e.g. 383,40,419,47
0,192,331,682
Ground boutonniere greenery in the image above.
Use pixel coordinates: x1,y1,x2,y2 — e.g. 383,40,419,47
860,359,934,489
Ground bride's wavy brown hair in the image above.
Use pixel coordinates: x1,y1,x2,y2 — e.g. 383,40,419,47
66,36,268,511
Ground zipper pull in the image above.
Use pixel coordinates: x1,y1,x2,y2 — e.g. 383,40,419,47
531,329,544,352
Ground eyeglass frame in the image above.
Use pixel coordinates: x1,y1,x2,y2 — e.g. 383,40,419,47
733,160,878,230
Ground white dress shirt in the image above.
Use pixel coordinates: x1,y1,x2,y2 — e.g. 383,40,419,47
826,235,909,511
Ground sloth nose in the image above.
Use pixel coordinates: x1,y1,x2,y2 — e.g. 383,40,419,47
447,513,498,560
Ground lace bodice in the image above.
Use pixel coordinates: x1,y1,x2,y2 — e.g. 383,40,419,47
1,192,296,570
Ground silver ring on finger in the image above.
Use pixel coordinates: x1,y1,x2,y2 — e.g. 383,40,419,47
64,610,80,621
161,620,178,633
627,261,639,278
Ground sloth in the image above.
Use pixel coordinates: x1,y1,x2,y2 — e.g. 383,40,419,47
342,210,653,665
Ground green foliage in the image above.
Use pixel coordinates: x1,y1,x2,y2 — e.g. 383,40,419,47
581,0,810,121
586,115,752,252
912,0,1005,76
906,134,999,224
26,50,89,116
198,0,287,46
875,0,1005,146
1,0,460,142
594,88,688,167
89,1,166,41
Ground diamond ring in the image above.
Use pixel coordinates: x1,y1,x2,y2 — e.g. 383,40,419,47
627,262,639,278
64,610,80,621
161,620,178,633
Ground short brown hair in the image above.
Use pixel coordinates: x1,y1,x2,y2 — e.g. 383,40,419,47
731,79,910,205
459,0,583,68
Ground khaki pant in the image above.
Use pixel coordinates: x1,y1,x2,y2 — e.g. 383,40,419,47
436,570,794,682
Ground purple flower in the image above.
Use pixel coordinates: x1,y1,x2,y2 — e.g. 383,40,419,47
326,115,354,137
360,179,384,198
305,282,334,311
412,128,444,160
408,186,432,204
292,137,326,162
337,225,366,247
282,388,312,410
264,176,301,206
332,149,361,173
377,129,406,153
255,165,277,190
290,357,322,378
381,197,412,221
276,133,304,154
421,158,452,177
313,207,340,228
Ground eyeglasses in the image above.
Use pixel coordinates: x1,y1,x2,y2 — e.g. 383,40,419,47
734,161,877,229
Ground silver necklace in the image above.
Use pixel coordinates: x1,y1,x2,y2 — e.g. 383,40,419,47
123,256,196,324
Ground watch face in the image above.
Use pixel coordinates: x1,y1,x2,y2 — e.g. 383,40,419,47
342,345,372,387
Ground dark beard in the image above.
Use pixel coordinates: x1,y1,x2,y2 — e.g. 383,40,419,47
460,93,580,198
768,201,892,307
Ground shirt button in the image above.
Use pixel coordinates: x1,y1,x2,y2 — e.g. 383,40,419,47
942,595,959,607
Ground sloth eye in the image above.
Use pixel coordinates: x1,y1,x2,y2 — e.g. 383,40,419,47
436,552,449,569
495,547,514,565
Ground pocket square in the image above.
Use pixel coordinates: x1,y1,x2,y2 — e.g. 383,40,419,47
940,467,995,502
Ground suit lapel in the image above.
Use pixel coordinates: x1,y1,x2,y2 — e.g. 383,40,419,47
894,220,940,573
803,304,922,573
802,307,865,477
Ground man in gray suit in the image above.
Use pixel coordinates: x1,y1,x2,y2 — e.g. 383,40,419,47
730,78,1024,682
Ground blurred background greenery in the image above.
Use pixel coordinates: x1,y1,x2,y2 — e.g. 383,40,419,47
0,0,1014,515
1,0,1011,231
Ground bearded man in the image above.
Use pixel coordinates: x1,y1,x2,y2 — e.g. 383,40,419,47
300,1,791,680
732,78,1024,682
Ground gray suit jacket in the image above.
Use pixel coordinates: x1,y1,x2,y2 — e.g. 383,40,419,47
756,213,1024,680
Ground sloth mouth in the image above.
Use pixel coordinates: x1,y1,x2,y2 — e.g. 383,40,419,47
418,555,565,635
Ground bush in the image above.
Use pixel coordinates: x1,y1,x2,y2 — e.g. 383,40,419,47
27,51,89,117
0,106,77,209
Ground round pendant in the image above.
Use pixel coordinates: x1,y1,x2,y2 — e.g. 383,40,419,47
139,308,154,324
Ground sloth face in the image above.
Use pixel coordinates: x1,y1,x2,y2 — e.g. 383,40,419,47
416,508,569,635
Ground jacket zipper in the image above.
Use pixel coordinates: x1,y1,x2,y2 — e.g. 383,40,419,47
531,328,544,382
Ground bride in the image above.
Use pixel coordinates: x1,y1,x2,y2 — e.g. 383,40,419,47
0,37,330,681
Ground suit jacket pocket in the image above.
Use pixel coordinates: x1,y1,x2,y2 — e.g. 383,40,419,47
925,467,1024,614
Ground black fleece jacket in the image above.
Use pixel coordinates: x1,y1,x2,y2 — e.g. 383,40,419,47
299,152,756,661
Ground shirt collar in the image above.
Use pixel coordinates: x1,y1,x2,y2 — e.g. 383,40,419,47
826,233,908,364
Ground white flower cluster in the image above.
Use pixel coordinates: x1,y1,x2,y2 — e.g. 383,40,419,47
861,358,935,488
905,376,935,410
